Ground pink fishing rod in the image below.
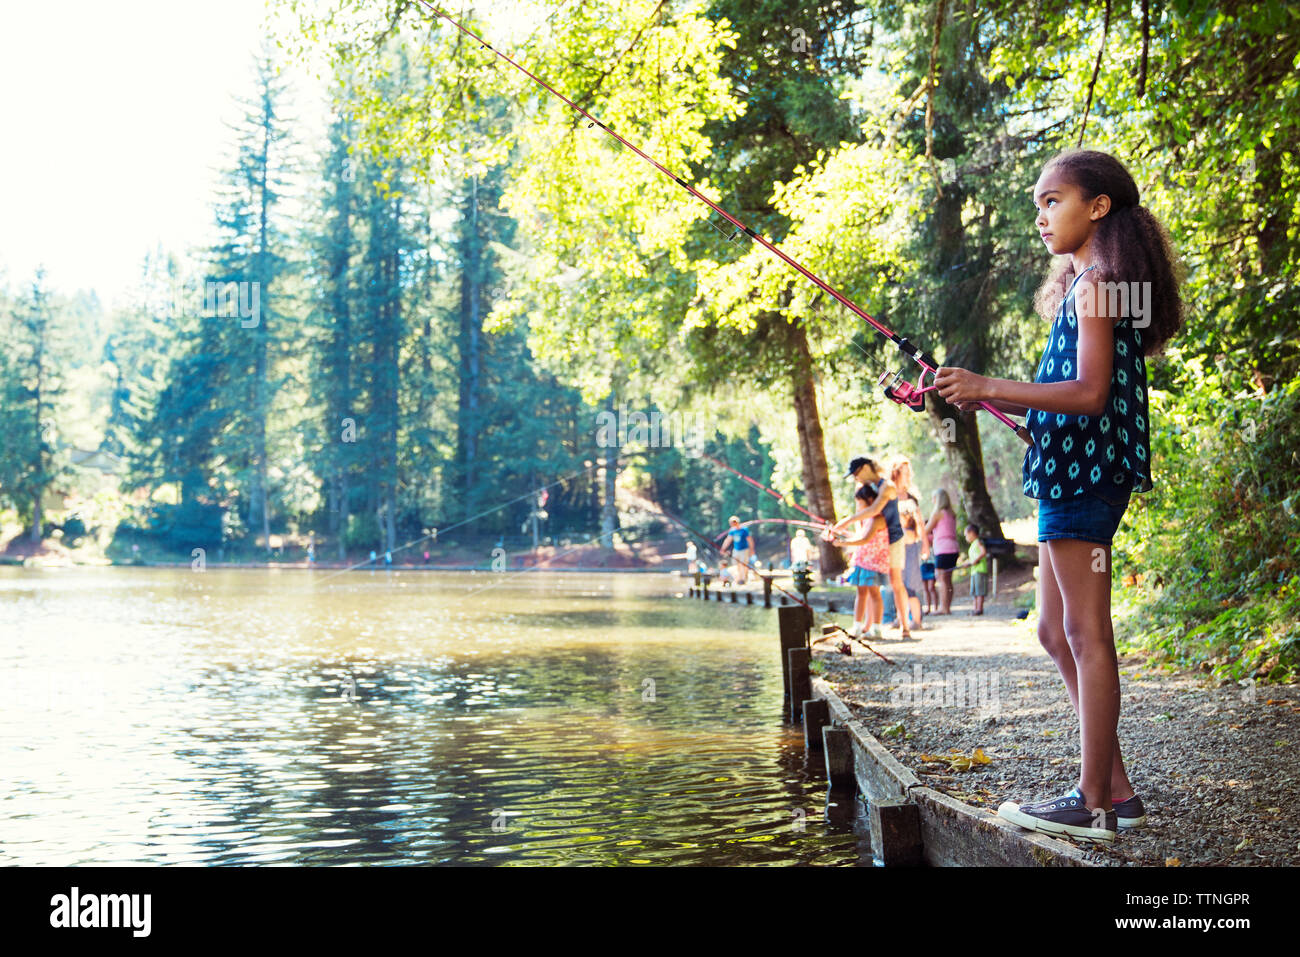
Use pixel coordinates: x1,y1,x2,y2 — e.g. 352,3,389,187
695,451,829,524
416,2,1033,446
712,517,825,545
660,505,893,664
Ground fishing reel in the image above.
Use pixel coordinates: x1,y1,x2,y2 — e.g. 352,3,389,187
877,367,936,412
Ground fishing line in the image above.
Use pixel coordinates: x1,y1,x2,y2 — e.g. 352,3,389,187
657,505,894,664
304,461,602,588
711,517,824,544
694,449,830,524
458,523,634,599
413,0,1033,446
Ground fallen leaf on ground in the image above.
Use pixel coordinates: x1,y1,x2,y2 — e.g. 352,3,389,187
918,748,993,772
1165,857,1182,867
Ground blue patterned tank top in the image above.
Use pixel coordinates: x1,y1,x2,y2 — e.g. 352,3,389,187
1022,265,1153,500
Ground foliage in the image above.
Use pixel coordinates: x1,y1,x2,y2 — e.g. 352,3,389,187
1115,363,1300,681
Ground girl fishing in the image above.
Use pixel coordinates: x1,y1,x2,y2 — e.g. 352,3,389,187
934,149,1182,842
826,457,912,639
830,484,891,640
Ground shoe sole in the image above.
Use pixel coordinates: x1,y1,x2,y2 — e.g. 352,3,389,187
997,801,1116,843
1117,814,1146,830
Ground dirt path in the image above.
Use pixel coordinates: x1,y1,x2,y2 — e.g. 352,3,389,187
815,581,1300,866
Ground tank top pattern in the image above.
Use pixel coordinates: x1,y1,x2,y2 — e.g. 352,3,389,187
1022,265,1153,500
851,519,890,574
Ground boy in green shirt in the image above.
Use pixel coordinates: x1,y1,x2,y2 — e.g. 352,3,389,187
954,523,989,615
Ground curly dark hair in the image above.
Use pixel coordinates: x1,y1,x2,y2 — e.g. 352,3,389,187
1032,149,1185,357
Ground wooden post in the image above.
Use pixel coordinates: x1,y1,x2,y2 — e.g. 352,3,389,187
745,591,753,605
729,589,737,603
778,604,811,649
826,599,837,613
762,574,774,608
823,726,854,790
788,648,811,723
803,698,829,752
778,630,806,704
992,557,998,597
870,800,923,867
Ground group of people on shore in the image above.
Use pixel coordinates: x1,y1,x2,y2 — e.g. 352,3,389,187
696,454,989,637
824,455,987,641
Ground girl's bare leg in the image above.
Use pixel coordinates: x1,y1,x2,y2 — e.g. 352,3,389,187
938,568,953,614
1037,540,1134,807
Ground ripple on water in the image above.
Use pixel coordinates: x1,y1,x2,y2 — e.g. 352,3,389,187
0,568,868,865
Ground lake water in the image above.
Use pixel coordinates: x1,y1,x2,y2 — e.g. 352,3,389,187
0,567,870,865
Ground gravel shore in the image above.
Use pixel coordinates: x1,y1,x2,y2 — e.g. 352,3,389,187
814,570,1300,866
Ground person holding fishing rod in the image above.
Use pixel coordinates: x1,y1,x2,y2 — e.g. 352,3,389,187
825,484,891,640
934,149,1182,843
823,457,912,639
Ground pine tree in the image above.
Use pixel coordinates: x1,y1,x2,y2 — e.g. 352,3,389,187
0,270,67,541
309,96,361,560
145,53,295,553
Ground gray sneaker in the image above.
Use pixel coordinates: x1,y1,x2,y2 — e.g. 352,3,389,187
1114,793,1147,830
997,786,1117,843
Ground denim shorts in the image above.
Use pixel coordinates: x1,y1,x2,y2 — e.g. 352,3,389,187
1037,486,1131,545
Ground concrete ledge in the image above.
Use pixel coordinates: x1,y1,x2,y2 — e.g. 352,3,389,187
811,676,1098,867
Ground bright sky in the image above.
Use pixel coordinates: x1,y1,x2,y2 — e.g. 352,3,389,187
0,0,302,310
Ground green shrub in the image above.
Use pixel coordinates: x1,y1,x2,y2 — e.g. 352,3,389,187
1115,361,1300,681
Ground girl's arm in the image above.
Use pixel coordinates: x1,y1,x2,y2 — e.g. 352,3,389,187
830,486,891,534
925,508,939,534
952,397,1031,417
833,515,887,546
829,505,868,534
935,279,1115,417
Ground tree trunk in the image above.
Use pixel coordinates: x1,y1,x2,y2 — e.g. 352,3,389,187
790,324,844,579
456,173,482,523
253,94,272,552
336,471,349,563
925,390,1005,538
30,335,44,544
926,168,1005,541
601,391,618,549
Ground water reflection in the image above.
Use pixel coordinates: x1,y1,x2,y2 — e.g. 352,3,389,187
0,568,870,865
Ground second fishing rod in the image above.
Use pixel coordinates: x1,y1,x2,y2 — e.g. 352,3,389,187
417,1,1034,446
